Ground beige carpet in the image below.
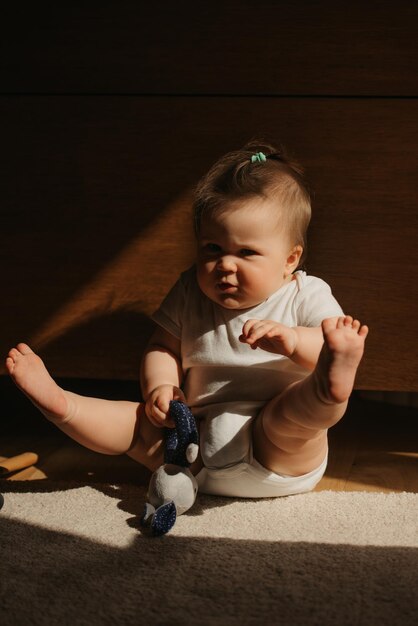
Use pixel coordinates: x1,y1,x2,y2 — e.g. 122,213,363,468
0,482,417,625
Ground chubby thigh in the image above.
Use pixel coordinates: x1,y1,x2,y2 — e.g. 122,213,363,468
194,396,327,478
252,393,329,477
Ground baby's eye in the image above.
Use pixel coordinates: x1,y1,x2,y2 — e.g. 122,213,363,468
203,243,222,254
240,249,257,257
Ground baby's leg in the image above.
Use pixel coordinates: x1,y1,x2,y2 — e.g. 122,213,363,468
6,344,164,471
253,316,368,477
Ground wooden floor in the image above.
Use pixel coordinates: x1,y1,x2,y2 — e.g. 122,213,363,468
1,390,417,493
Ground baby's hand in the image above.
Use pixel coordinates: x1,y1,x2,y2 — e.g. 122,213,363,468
239,319,298,357
145,384,186,428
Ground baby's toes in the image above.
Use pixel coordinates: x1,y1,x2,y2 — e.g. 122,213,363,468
336,317,345,329
5,356,15,374
359,325,369,339
16,343,33,355
322,317,338,334
8,347,21,362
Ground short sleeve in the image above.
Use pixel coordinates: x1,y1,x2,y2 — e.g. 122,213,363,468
151,270,190,339
295,275,344,327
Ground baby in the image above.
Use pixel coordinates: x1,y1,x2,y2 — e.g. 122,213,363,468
6,140,368,498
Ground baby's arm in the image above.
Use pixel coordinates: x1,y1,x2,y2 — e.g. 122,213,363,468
140,326,184,427
239,318,340,370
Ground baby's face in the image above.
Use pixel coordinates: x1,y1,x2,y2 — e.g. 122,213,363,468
196,197,301,310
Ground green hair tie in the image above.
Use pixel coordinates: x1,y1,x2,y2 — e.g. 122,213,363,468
250,152,267,164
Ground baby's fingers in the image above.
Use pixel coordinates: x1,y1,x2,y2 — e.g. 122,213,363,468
240,319,260,340
146,392,172,427
146,401,168,427
151,386,187,427
241,321,274,345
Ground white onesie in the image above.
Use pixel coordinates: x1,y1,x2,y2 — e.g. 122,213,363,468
152,266,343,471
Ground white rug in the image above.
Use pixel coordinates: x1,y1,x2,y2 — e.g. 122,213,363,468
0,483,417,625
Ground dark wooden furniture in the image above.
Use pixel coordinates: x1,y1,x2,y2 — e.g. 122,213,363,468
1,3,417,390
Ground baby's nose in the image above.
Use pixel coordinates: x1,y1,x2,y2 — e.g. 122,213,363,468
217,255,237,272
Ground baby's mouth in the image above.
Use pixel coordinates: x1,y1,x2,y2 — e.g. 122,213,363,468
218,282,238,292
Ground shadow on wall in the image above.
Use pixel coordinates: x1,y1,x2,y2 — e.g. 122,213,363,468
2,189,195,380
31,310,155,381
2,99,247,380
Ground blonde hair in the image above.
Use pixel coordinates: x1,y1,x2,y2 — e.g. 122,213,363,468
193,140,312,267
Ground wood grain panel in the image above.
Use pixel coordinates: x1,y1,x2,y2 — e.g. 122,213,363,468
1,96,417,389
2,2,417,95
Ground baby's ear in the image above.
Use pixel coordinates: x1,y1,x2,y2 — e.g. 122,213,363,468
285,245,303,275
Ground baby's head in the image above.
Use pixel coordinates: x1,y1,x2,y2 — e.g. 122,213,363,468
193,141,312,309
193,139,311,267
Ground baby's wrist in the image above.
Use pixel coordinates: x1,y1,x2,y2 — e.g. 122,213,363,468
150,383,173,392
144,384,168,402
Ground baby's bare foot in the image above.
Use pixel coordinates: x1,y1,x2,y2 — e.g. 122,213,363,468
315,316,369,404
6,343,69,421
